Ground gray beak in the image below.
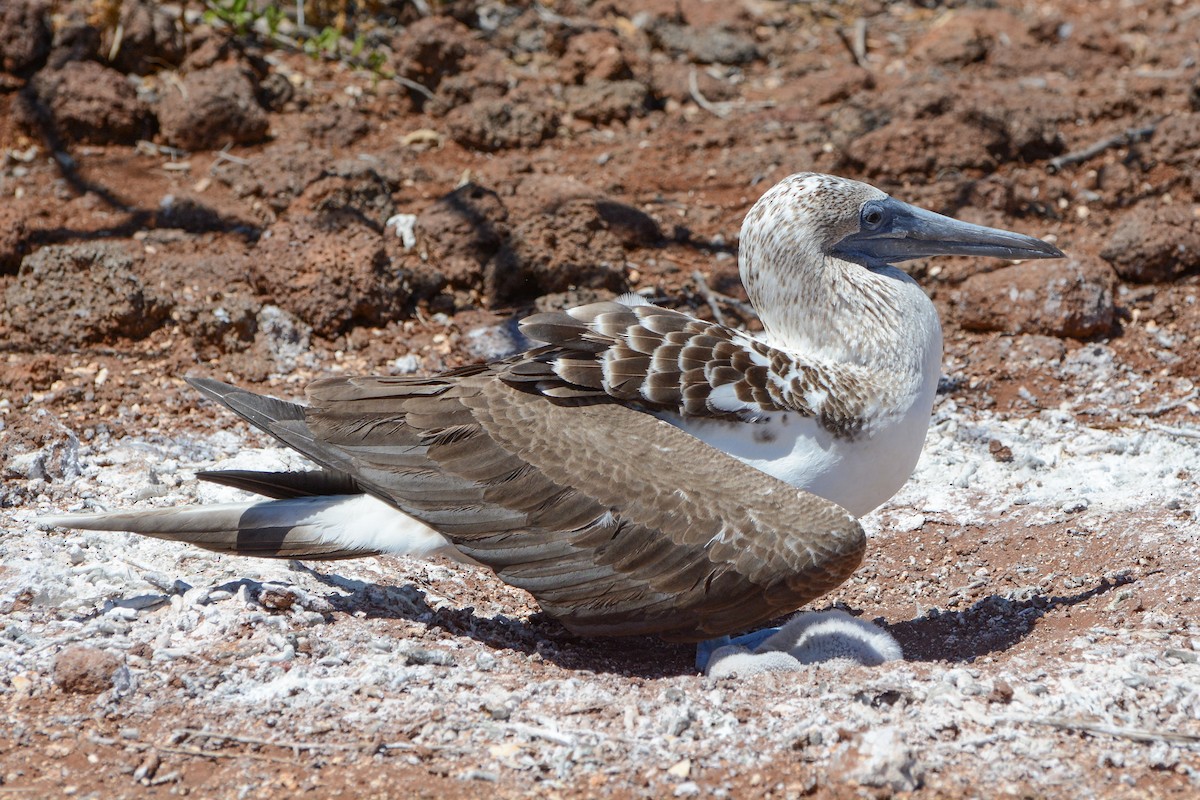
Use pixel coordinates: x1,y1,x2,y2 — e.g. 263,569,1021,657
833,197,1064,267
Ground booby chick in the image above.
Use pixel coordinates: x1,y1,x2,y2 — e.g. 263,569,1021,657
44,173,1062,669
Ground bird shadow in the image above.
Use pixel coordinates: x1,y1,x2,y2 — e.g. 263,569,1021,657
131,569,1128,678
296,565,696,679
883,574,1133,663
300,569,1131,674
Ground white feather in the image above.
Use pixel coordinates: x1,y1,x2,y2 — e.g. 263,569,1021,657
43,495,466,562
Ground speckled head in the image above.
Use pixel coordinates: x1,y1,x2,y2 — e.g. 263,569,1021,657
741,173,889,263
738,173,889,329
738,172,1063,360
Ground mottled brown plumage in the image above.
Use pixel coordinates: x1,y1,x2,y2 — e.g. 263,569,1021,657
518,301,878,437
183,372,865,641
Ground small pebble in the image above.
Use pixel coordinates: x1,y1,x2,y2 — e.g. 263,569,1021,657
54,646,122,694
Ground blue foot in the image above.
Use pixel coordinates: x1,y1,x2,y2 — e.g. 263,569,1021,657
694,627,782,672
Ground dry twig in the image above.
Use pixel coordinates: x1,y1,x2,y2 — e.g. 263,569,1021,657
1129,389,1198,418
1047,122,1159,172
156,745,297,764
1142,421,1200,441
692,270,759,326
688,67,729,119
836,18,869,68
394,75,436,103
1012,716,1200,747
692,269,728,325
178,727,363,755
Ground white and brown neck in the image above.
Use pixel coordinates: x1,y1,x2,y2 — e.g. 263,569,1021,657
740,233,941,382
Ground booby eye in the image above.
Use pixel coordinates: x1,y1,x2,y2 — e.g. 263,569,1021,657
862,203,886,231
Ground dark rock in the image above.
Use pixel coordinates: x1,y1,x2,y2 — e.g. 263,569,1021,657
446,96,558,152
490,208,627,303
0,207,29,275
110,0,185,74
290,162,397,230
174,291,261,359
3,244,172,348
910,10,1027,67
401,178,656,310
392,15,483,108
651,22,758,65
512,174,662,248
846,118,999,179
412,183,510,296
952,256,1116,339
300,104,370,147
559,30,633,84
489,176,635,305
253,218,409,337
180,30,236,71
17,61,148,145
155,194,249,233
431,52,511,115
54,646,123,694
1152,112,1200,166
808,65,875,106
158,64,269,150
211,140,331,212
1100,204,1200,283
960,87,1067,163
0,0,51,75
45,6,101,68
505,11,569,58
564,80,650,124
257,71,295,111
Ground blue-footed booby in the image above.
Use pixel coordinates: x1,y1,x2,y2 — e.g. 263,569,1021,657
44,173,1062,662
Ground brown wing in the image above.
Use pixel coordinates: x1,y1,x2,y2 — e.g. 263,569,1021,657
201,371,864,641
519,300,875,437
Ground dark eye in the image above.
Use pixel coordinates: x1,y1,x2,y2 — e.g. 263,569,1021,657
862,204,886,230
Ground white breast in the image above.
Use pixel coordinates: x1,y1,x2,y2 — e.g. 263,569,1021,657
667,367,939,518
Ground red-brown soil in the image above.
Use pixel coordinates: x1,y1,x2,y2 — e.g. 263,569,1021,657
2,1,1199,798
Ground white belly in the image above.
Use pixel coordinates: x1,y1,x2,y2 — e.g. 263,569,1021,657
668,390,936,519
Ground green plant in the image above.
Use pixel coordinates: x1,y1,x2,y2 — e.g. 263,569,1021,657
303,24,342,58
197,1,394,78
202,0,260,36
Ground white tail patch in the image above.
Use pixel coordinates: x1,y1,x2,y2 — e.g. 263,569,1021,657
42,495,461,561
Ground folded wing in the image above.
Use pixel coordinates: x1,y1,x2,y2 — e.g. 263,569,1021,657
186,361,865,641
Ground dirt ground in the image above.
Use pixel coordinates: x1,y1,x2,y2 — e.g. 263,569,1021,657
2,0,1199,797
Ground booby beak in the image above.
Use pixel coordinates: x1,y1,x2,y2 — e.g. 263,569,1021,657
833,197,1064,267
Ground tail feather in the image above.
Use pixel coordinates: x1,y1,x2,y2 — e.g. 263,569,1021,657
186,377,318,458
196,469,361,500
40,494,457,562
187,377,305,424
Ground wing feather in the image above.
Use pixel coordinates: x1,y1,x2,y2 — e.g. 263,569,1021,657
171,296,880,642
185,370,865,640
519,300,883,432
